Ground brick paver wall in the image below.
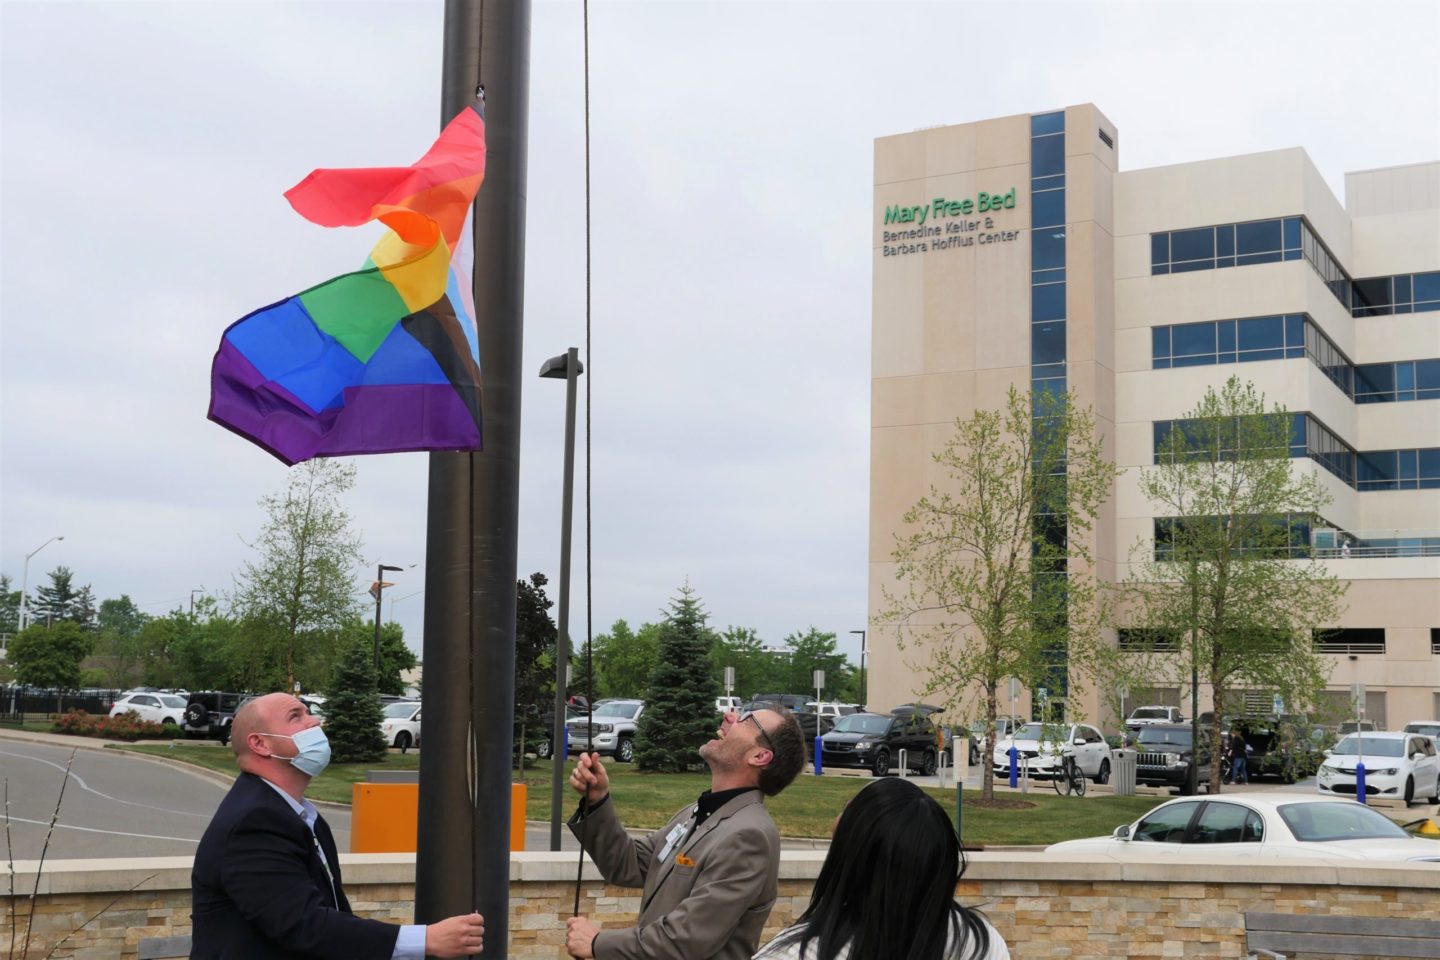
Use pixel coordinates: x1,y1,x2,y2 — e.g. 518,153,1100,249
4,853,1437,958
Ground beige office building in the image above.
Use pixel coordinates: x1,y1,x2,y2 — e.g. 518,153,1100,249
868,104,1440,730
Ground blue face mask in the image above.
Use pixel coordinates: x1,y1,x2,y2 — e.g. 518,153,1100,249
261,726,332,778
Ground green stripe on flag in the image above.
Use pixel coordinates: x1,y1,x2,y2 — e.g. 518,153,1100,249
299,267,411,362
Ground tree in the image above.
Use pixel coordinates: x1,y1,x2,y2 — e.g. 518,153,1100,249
232,460,365,690
635,585,722,771
591,619,660,699
1124,377,1345,794
96,595,149,689
323,644,388,763
29,566,95,627
514,573,558,762
0,574,20,635
8,622,93,691
882,387,1119,801
780,628,857,702
709,626,786,701
372,621,418,697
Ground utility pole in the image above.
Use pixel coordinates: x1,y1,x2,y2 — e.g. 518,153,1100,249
416,0,530,953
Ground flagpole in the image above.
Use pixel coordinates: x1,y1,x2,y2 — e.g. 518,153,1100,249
417,0,530,953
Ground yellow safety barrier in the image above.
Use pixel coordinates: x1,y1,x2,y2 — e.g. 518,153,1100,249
351,781,529,853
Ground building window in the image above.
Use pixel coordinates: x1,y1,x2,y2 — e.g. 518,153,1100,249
1153,513,1320,560
1153,413,1362,487
1433,629,1440,655
1152,216,1355,312
1313,628,1385,655
1354,360,1440,404
1151,217,1301,275
1151,315,1306,368
1355,448,1440,491
1118,628,1180,651
1351,271,1440,317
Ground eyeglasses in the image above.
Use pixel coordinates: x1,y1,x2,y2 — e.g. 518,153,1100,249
740,711,775,754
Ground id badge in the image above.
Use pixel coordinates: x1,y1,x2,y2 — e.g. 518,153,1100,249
657,821,689,863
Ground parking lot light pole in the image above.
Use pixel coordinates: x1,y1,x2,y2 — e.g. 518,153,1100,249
373,564,405,673
19,535,64,632
541,348,583,851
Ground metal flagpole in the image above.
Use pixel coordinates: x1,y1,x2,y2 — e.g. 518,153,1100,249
416,0,531,954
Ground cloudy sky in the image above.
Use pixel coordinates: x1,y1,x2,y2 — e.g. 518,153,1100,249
2,0,1437,666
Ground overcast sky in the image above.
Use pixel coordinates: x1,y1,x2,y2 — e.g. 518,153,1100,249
3,0,1437,667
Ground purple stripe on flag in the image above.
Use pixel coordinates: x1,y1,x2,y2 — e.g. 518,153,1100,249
209,338,481,465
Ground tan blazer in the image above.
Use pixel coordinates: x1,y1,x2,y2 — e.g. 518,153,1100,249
569,790,780,960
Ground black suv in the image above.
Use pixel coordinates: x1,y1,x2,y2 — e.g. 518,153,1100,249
820,711,939,777
183,691,246,744
1132,723,1211,793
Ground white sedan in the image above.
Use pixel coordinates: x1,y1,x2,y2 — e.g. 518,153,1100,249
1317,732,1440,806
991,721,1113,783
379,701,422,750
109,692,189,726
1047,795,1440,863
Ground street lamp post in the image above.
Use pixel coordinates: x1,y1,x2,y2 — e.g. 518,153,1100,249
19,535,64,631
373,564,405,674
849,629,867,706
540,347,584,852
190,587,206,618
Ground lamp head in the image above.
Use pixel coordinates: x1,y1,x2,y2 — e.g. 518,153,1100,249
538,353,584,379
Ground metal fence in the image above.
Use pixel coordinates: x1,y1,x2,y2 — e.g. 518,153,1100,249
0,686,122,718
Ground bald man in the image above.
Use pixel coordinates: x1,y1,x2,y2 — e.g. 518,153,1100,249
191,693,484,960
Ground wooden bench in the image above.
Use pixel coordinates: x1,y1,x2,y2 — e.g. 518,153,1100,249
1246,911,1440,959
137,934,192,959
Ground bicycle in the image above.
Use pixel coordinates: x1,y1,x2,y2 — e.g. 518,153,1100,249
1053,752,1087,797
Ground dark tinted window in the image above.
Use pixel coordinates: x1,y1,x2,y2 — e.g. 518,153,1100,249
1032,322,1066,365
1032,283,1065,322
1031,190,1064,228
1170,228,1214,263
1134,802,1200,843
1236,220,1281,256
1031,135,1064,177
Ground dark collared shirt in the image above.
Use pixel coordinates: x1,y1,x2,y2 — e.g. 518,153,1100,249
694,786,758,829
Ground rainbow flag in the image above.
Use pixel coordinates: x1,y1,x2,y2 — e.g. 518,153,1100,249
209,99,487,464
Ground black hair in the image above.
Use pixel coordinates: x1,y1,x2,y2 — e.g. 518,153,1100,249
768,777,993,960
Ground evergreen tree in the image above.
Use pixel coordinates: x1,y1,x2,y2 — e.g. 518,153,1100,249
323,644,388,763
31,566,85,626
635,585,722,771
514,574,558,757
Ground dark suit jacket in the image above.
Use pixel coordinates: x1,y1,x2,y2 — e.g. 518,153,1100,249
191,772,400,960
569,791,780,960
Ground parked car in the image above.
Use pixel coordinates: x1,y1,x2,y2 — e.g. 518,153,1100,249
964,717,1023,766
109,692,189,726
183,691,247,744
809,701,860,719
1402,720,1440,739
380,701,422,750
1318,731,1440,806
819,711,939,777
1125,705,1184,731
991,721,1113,784
714,696,741,713
1047,795,1440,863
1337,719,1379,736
748,693,811,712
1131,723,1212,794
566,698,645,763
747,696,834,739
534,704,585,759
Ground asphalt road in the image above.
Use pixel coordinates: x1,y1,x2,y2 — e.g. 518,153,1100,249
0,739,588,860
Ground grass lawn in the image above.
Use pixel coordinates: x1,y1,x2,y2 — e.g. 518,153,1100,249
116,745,1161,845
516,765,1161,846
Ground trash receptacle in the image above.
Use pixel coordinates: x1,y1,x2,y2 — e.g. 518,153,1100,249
1113,749,1137,796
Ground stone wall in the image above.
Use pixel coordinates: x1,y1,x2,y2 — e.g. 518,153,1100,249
3,851,1438,959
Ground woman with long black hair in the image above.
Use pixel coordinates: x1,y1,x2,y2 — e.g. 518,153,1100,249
753,777,1008,960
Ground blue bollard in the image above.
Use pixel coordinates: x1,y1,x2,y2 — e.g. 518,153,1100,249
814,736,823,775
1008,746,1018,788
1355,761,1367,804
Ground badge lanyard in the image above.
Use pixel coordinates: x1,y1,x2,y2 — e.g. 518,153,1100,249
312,833,339,908
657,805,699,863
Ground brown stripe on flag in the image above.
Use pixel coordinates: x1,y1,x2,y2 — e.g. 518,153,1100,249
402,299,483,431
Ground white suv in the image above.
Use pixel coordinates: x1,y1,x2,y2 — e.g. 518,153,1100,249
993,721,1114,784
567,699,645,763
109,692,189,726
379,701,422,750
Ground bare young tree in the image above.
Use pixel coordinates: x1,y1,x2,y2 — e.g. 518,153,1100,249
882,387,1118,801
232,460,364,691
1124,376,1346,793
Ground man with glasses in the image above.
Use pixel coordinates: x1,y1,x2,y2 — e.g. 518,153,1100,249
565,707,806,960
